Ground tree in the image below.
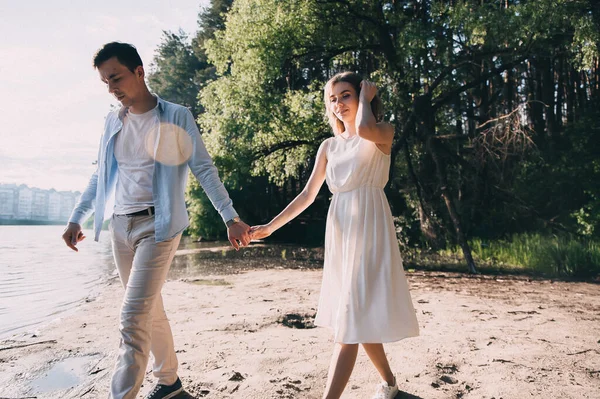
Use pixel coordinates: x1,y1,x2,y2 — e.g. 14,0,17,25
198,0,599,271
149,30,206,118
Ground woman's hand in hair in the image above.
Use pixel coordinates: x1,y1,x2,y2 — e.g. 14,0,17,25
359,80,378,102
356,80,394,148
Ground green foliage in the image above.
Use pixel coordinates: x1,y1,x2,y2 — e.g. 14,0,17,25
185,176,224,240
572,193,600,238
148,0,600,263
196,0,232,41
148,1,241,239
149,30,208,118
82,215,110,230
512,105,600,238
571,9,600,70
444,234,600,279
201,0,330,185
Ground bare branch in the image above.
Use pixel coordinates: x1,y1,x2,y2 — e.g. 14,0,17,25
315,0,381,26
253,135,330,159
473,103,537,167
290,44,381,64
433,55,529,110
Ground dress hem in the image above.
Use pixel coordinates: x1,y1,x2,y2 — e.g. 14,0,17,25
315,322,420,344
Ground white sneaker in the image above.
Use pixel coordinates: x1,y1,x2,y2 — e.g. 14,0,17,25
371,378,399,399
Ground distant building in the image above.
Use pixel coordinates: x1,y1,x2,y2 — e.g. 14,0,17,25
59,191,78,221
0,184,18,219
48,190,62,221
32,188,48,220
17,185,33,220
0,183,81,223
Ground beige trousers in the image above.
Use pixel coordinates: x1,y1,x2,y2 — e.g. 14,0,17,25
108,213,182,399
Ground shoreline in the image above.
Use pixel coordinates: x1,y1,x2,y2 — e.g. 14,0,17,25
1,265,599,398
0,219,68,226
0,239,322,342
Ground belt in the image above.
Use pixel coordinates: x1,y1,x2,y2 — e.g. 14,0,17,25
126,207,155,217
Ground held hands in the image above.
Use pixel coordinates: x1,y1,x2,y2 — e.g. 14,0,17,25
249,224,273,240
62,222,86,252
229,220,274,249
359,80,378,102
228,220,251,250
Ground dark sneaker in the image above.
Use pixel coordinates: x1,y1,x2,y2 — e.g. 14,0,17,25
145,377,183,399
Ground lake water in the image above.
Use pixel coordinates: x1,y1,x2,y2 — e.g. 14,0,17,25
0,225,321,340
0,225,116,339
0,225,233,340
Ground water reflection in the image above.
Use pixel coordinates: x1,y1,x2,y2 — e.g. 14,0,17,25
168,238,323,280
30,355,100,393
0,226,114,338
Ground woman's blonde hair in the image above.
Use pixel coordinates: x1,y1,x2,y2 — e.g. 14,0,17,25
324,72,383,135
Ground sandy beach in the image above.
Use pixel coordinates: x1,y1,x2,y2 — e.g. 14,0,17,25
1,246,599,399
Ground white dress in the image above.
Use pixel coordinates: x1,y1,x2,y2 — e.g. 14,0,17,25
314,134,420,343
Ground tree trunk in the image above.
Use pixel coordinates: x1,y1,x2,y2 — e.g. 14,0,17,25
556,56,564,130
428,137,478,273
401,137,441,246
542,56,556,136
530,59,546,145
414,93,477,273
576,71,586,110
566,67,575,123
592,57,600,97
504,68,514,114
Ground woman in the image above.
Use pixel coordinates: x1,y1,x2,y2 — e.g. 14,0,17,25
250,72,419,399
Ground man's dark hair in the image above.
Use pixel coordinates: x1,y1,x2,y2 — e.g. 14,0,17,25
93,42,143,72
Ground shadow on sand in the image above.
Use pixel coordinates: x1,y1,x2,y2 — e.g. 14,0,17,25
174,391,204,399
173,389,425,398
397,391,425,399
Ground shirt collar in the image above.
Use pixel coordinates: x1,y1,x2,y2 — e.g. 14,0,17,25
117,94,165,121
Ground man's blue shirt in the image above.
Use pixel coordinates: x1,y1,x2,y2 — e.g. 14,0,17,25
69,96,238,242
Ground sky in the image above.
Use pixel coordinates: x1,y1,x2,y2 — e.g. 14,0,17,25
0,0,209,192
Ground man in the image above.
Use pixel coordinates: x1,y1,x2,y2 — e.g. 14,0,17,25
62,42,251,399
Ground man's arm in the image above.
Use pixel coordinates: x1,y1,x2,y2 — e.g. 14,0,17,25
69,169,99,225
62,169,98,251
62,128,103,252
250,139,329,240
182,109,250,249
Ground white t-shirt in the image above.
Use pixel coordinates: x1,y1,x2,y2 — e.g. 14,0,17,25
113,106,158,215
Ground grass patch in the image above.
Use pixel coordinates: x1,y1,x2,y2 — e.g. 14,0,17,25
433,233,600,279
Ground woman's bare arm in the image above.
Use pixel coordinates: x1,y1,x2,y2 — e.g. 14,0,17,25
355,81,394,147
250,139,330,239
